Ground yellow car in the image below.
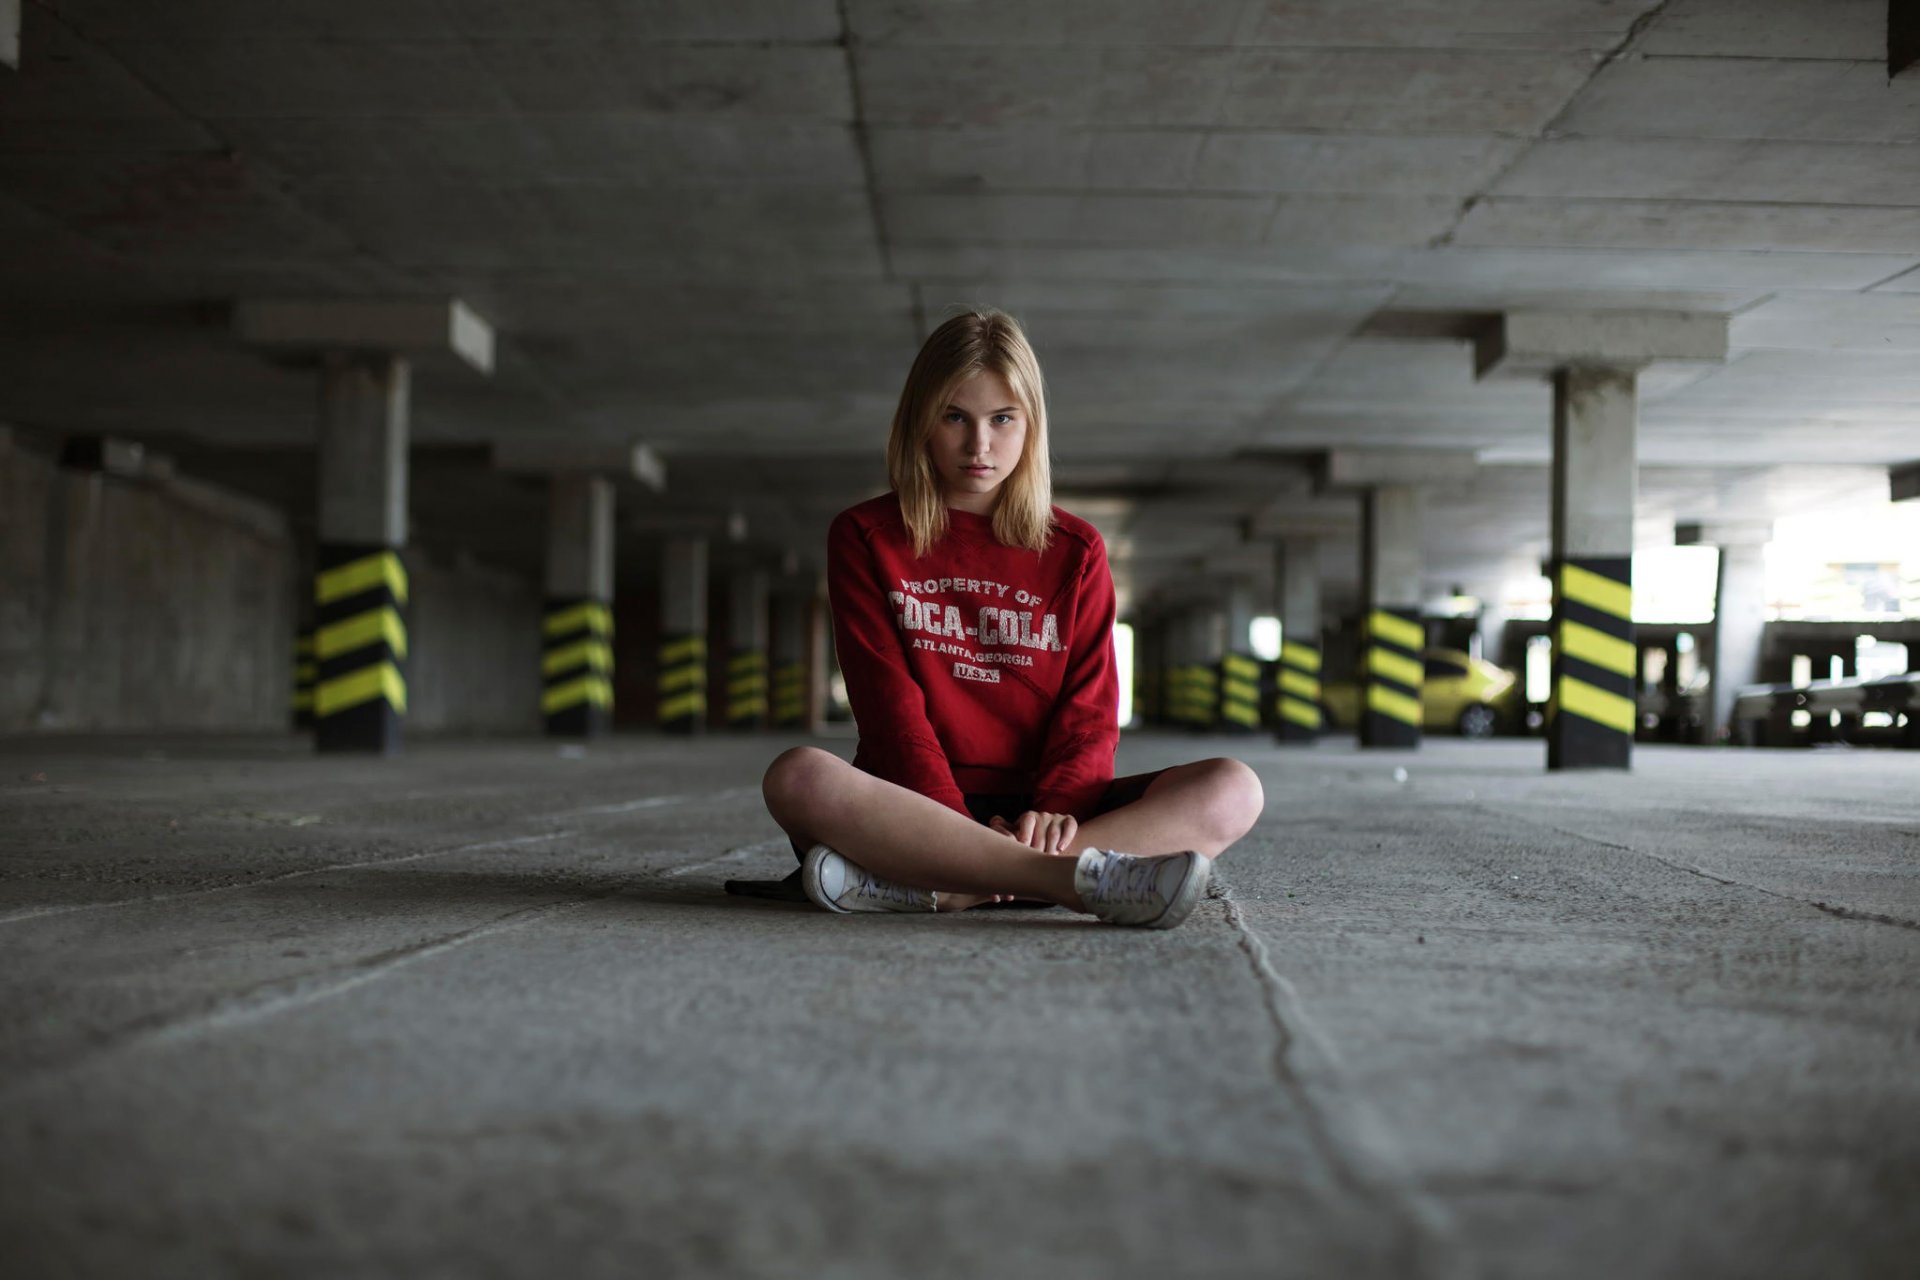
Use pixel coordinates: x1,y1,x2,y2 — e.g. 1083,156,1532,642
1320,648,1520,738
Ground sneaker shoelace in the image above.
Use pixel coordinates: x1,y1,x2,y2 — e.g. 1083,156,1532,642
852,867,921,906
1090,853,1163,907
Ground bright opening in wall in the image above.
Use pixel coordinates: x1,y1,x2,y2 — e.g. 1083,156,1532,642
1525,633,1552,704
1249,616,1281,661
1114,623,1134,728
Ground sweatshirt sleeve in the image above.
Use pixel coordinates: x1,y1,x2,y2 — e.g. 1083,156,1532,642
826,511,971,817
1031,535,1120,821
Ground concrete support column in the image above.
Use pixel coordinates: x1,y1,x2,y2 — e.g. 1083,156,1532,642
1189,609,1224,730
542,475,615,738
1678,523,1771,744
290,540,316,731
1712,546,1765,743
1549,367,1639,770
237,297,495,755
1361,485,1424,749
770,582,812,731
658,536,708,734
314,354,410,755
1164,611,1204,729
1275,539,1323,743
1475,309,1727,770
726,568,770,730
1217,583,1261,732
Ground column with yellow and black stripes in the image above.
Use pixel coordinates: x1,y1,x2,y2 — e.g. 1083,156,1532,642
726,568,770,730
310,352,412,755
1274,538,1323,744
1549,558,1635,769
1216,585,1260,732
290,628,316,730
769,584,812,730
313,544,408,754
542,475,615,737
1547,362,1642,770
1360,487,1424,749
543,599,613,736
658,534,708,734
1217,653,1261,732
1275,639,1322,742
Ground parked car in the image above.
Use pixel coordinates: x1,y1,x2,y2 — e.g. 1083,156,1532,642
1320,648,1520,738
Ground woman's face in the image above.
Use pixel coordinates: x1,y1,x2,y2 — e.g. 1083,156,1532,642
931,370,1027,515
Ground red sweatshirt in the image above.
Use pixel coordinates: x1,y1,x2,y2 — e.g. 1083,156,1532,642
827,493,1120,820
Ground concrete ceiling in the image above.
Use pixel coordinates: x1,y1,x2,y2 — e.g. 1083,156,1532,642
1,0,1916,616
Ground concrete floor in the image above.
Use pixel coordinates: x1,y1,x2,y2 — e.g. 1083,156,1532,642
1,731,1916,1280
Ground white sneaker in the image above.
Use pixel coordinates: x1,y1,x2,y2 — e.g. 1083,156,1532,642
1073,848,1209,929
801,844,938,914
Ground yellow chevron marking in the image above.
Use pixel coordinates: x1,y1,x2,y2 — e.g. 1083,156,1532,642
294,635,314,656
1280,642,1321,672
294,663,317,682
1367,646,1424,689
1367,683,1421,726
659,665,706,693
316,552,407,606
658,691,705,721
544,601,612,638
1558,675,1636,735
1279,669,1321,699
1560,563,1632,620
316,607,408,661
1221,654,1260,678
727,676,769,699
1280,696,1321,729
543,639,613,677
1558,618,1636,678
315,662,407,718
1220,700,1259,727
1368,610,1423,651
543,674,613,714
728,652,767,671
290,690,315,711
659,636,706,664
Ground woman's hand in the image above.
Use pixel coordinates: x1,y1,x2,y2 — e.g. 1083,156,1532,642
990,810,1078,855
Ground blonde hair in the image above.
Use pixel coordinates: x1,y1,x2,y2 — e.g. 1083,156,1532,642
886,310,1054,557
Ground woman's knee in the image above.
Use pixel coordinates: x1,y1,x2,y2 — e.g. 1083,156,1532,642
761,746,844,820
1195,757,1264,841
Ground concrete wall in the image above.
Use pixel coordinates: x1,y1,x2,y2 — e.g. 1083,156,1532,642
405,549,543,736
1,432,294,732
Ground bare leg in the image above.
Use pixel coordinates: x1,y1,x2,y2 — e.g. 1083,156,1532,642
762,750,1266,909
1061,758,1264,860
762,748,1084,909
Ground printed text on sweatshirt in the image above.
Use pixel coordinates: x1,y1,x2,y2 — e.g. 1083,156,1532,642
827,494,1120,820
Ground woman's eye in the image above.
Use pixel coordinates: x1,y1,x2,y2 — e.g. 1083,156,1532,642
993,414,1014,425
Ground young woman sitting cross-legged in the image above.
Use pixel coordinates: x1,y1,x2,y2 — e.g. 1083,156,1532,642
761,310,1264,929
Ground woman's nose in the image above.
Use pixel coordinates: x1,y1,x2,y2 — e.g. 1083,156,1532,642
966,422,991,455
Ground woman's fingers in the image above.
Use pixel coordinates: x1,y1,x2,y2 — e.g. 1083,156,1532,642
1017,812,1039,847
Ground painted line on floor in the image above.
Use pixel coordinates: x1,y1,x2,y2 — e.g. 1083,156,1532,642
1210,870,1468,1280
550,785,758,819
1477,804,1920,934
0,893,610,1097
0,828,765,1094
0,786,757,927
660,838,790,878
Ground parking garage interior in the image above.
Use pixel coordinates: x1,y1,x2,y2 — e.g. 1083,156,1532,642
3,2,1918,1276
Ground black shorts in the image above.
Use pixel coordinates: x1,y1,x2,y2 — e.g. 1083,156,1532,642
788,768,1167,865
